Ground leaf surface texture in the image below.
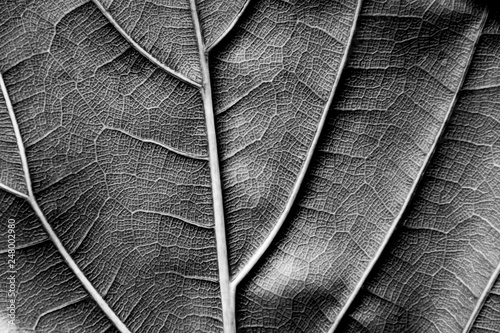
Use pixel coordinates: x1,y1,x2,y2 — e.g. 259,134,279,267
0,1,499,333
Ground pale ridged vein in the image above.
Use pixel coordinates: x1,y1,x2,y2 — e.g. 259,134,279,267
328,9,490,333
206,0,253,52
0,72,132,333
92,0,201,88
0,182,28,200
464,261,500,333
189,1,235,332
231,0,365,292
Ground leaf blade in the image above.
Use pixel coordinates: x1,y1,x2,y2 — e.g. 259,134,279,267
200,0,252,50
0,1,223,331
211,0,363,279
231,0,364,290
469,277,500,333
1,1,500,332
330,6,490,333
0,68,131,332
92,0,201,88
236,1,489,331
188,0,234,330
93,0,203,83
343,7,500,332
0,80,27,198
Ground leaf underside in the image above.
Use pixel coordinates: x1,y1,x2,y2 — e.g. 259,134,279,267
0,1,499,333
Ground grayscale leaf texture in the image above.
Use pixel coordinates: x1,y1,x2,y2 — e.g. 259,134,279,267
0,0,499,332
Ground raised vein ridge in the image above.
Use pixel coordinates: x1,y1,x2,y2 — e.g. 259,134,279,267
189,1,235,332
0,72,132,333
101,126,209,161
0,182,28,200
463,260,500,333
328,9,490,333
92,0,201,88
206,0,253,51
231,0,364,291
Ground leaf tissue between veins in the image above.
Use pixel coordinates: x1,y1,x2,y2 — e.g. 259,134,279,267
0,0,499,333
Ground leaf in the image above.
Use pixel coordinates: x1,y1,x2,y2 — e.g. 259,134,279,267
0,1,499,333
0,86,26,196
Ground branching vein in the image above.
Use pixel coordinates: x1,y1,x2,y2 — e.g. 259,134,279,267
206,0,253,52
92,0,201,88
231,0,365,292
0,72,132,333
189,1,235,332
328,9,490,333
464,261,500,333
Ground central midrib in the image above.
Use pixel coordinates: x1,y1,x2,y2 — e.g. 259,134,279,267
187,1,365,331
188,1,236,332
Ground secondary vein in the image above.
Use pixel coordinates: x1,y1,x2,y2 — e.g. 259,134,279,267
0,72,132,333
463,260,500,333
328,8,489,333
0,182,29,200
231,0,364,291
462,10,500,333
92,0,201,88
206,0,253,52
101,126,209,161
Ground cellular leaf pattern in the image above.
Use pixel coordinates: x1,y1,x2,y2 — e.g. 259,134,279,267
0,0,499,333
